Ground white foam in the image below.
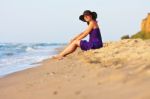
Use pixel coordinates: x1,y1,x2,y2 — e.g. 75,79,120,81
0,43,64,77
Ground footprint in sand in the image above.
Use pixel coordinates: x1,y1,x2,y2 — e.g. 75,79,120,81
75,90,81,95
53,91,58,95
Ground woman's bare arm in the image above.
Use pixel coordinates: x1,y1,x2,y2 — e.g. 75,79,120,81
76,22,94,40
72,32,84,40
69,32,84,44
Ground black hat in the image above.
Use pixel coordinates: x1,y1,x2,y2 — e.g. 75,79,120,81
79,10,97,22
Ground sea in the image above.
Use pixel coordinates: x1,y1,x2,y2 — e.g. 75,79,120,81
0,43,66,77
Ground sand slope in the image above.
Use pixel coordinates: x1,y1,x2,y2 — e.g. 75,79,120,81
0,39,150,99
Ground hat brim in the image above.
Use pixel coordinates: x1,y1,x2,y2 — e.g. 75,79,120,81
79,15,86,22
79,11,97,22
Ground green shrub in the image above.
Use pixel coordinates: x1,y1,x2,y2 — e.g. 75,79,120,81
131,31,150,40
121,35,130,40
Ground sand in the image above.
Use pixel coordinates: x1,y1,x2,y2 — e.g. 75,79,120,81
0,39,150,99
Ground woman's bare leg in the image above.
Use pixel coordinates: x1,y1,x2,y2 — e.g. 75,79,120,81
52,40,80,60
59,43,77,56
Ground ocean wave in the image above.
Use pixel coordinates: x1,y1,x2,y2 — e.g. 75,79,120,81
0,43,65,77
0,42,65,58
25,47,36,52
0,43,64,57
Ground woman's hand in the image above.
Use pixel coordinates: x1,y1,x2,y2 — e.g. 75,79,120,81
69,32,84,44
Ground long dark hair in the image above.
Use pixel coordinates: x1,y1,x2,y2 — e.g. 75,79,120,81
87,12,97,25
87,19,97,25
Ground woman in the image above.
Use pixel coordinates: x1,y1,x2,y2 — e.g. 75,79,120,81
52,10,103,60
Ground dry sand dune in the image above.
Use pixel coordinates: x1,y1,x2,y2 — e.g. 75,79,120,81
0,39,150,99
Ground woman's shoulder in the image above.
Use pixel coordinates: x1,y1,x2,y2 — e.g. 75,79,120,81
89,20,98,25
90,20,99,29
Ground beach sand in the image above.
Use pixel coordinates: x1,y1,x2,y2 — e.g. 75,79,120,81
0,39,150,99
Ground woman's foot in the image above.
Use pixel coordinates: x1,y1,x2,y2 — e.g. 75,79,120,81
52,55,64,60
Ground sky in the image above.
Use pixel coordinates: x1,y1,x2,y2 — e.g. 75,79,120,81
0,0,150,43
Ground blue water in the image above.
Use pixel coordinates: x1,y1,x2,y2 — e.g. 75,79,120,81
0,43,66,77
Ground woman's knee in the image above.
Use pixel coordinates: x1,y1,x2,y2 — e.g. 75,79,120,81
71,39,80,46
74,40,81,46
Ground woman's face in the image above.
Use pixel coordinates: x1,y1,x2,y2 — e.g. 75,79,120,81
84,15,92,22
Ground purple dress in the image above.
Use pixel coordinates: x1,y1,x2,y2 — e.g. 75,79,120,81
80,28,103,51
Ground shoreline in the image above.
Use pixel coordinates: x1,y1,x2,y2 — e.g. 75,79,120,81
0,39,150,99
0,45,66,78
0,45,67,79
